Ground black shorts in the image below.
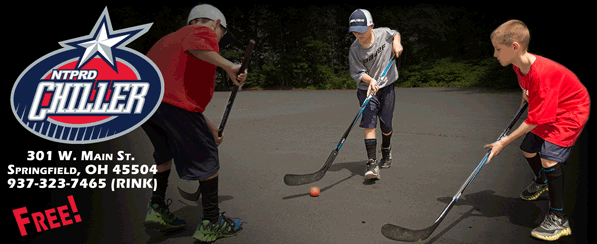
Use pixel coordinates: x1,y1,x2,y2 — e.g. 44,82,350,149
142,103,219,180
520,132,572,163
356,82,396,134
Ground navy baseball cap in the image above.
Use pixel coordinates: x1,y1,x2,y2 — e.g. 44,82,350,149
349,9,373,33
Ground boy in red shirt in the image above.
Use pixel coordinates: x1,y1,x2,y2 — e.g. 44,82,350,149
141,4,246,242
485,20,590,241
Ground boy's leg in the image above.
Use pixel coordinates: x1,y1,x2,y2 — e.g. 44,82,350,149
142,117,187,232
519,133,548,200
531,160,571,241
358,89,381,180
194,172,243,242
364,128,380,180
365,128,377,160
143,160,187,232
381,131,392,149
522,151,546,183
378,83,395,168
141,107,175,203
380,131,392,168
520,152,548,200
199,172,220,222
153,161,172,200
531,142,573,241
184,111,241,242
542,159,565,218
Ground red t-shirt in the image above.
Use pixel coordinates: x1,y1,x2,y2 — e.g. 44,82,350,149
515,54,590,147
146,25,219,113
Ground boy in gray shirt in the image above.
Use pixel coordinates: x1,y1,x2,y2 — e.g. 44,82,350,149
348,8,403,180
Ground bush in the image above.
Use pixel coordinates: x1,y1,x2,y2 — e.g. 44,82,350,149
218,57,519,91
316,65,356,90
476,58,519,89
398,58,486,88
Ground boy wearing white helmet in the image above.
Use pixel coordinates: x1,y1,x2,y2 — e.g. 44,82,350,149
141,4,245,242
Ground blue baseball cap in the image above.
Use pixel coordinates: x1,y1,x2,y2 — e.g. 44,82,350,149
348,9,373,33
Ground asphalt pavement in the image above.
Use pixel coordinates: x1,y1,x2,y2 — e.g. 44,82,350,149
13,88,588,244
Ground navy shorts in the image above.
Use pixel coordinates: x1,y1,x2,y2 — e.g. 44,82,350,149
356,82,396,134
142,103,219,180
520,132,572,163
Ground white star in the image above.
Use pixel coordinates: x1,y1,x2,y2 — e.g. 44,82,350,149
58,7,153,73
77,22,129,69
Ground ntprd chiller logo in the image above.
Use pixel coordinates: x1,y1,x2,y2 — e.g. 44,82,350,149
11,7,164,144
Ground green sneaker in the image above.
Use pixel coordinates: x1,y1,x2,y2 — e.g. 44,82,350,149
193,212,242,242
143,195,186,232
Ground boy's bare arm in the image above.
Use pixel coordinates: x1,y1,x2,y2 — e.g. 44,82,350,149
392,34,403,57
204,114,223,147
484,121,536,163
361,74,378,95
361,74,374,84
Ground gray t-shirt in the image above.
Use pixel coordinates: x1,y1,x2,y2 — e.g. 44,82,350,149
349,27,399,90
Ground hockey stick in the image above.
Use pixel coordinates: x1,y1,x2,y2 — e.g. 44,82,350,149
219,39,256,137
178,40,255,201
283,56,397,186
381,101,529,242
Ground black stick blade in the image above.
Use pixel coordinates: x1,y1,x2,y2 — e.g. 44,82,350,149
381,223,438,242
283,149,338,186
283,170,326,186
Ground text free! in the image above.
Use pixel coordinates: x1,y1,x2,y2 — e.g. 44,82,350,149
13,195,82,236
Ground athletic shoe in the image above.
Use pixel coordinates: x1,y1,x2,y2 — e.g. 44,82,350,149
364,159,380,180
379,147,392,168
143,195,186,232
520,180,548,201
193,212,243,242
531,211,571,241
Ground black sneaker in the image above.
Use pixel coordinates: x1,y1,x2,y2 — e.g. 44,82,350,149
520,180,548,201
364,159,380,180
379,147,392,168
531,211,571,241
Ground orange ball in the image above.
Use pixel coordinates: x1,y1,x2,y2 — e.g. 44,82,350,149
310,186,320,197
